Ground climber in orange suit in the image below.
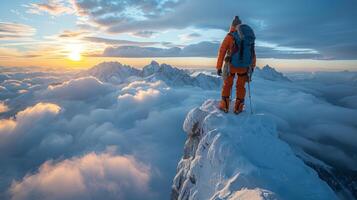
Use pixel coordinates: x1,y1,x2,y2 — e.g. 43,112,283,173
216,16,256,114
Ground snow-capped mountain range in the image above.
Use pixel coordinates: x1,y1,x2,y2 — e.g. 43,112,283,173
81,60,221,89
80,61,289,90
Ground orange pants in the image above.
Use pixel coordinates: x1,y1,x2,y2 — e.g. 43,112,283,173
221,67,248,101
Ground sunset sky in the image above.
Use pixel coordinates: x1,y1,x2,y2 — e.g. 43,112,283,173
1,0,357,71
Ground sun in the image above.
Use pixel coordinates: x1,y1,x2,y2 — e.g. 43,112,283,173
69,50,81,61
67,44,83,61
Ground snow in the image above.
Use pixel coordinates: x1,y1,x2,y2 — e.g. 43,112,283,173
172,99,337,200
254,65,290,82
141,60,161,77
80,61,141,84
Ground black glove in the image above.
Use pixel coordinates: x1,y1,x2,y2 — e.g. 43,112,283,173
217,69,222,76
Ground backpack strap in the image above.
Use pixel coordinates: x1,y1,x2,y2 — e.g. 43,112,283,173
250,42,255,64
237,25,245,61
227,32,237,47
237,25,244,40
227,32,239,56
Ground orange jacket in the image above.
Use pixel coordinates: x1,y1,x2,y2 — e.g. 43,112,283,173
216,26,256,71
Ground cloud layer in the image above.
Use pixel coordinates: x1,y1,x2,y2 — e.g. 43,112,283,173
0,62,356,199
0,63,216,199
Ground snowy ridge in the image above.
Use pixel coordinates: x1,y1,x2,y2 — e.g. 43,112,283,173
79,61,141,84
254,65,290,82
142,61,221,89
80,61,288,89
171,100,337,200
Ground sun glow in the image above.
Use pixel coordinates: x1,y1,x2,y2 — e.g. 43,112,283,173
67,44,83,61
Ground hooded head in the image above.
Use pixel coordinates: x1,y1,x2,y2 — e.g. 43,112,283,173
231,16,242,27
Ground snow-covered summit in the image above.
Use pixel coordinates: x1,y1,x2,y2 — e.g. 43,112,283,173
80,61,141,84
141,60,161,77
255,65,290,82
143,61,193,85
171,100,336,200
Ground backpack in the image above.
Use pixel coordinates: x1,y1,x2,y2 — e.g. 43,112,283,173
229,24,256,68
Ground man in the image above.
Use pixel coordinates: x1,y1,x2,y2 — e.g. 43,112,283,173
216,16,256,114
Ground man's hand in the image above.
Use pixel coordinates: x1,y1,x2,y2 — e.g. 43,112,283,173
217,69,222,76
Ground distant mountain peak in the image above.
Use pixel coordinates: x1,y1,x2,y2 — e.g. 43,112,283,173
149,60,160,66
80,61,141,84
256,65,291,82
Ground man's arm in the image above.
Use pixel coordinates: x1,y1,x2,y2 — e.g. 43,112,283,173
216,34,232,70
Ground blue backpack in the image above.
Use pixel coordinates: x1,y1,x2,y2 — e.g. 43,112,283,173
229,24,256,68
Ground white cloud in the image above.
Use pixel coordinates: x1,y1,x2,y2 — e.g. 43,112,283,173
0,102,61,147
0,119,16,135
10,152,150,200
340,95,357,109
26,0,74,16
119,88,160,101
43,76,113,100
179,32,201,42
0,102,9,113
15,102,60,124
0,63,356,199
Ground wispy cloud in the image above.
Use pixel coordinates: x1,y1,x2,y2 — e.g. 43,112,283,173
179,32,202,42
0,22,36,40
26,0,74,16
132,31,158,38
57,30,89,38
83,36,160,46
102,41,219,58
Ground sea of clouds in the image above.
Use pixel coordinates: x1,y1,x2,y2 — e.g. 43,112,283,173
0,63,356,200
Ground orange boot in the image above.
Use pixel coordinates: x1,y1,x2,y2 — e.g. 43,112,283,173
234,98,244,114
219,96,230,113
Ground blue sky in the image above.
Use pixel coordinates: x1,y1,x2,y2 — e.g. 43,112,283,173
0,0,357,71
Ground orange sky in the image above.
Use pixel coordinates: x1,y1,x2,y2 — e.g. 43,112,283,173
1,56,357,72
1,0,357,73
